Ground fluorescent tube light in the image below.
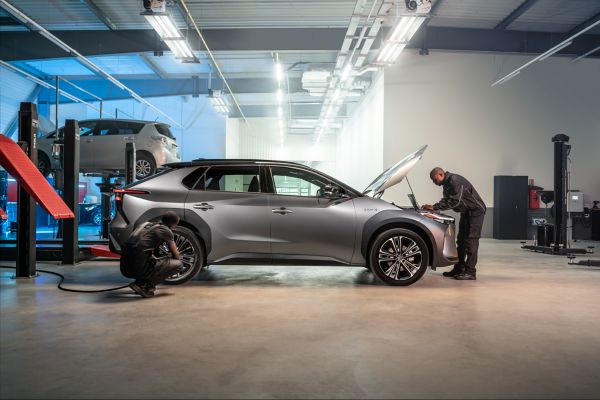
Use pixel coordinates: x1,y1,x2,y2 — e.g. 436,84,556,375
277,88,283,103
377,16,425,64
539,40,573,61
332,88,341,102
278,106,283,117
143,13,182,39
275,63,284,82
340,64,352,81
491,70,521,87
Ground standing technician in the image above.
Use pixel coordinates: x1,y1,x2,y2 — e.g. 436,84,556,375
423,167,486,280
120,211,183,297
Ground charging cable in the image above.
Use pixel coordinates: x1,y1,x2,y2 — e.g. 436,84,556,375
0,266,130,293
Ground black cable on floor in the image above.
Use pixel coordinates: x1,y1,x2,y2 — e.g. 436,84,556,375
0,266,130,293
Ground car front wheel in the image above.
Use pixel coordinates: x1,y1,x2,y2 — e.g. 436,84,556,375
155,226,204,285
368,228,429,286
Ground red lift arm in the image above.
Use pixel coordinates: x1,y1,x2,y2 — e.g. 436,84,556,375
0,135,74,219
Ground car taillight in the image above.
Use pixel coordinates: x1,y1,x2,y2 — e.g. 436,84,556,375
114,189,149,220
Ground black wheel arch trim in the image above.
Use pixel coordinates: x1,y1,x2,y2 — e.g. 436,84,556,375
361,211,436,267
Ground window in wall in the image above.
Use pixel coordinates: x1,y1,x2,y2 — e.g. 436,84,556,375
197,166,260,193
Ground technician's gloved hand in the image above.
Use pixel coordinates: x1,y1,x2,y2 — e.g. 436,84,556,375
422,204,434,211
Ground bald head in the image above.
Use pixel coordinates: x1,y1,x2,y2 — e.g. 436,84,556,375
430,167,445,186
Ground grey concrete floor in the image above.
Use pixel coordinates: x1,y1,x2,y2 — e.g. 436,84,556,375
1,239,600,399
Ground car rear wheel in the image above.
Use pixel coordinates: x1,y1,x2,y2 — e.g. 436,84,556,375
135,152,156,179
92,211,102,226
38,151,51,178
155,226,204,285
368,228,429,286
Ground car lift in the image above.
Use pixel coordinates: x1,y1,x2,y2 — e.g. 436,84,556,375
0,103,75,274
0,102,126,263
522,134,590,255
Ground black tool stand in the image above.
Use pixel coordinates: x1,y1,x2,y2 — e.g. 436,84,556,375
522,134,588,255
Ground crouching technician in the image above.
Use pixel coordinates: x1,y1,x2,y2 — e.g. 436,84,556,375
423,167,486,281
120,211,183,297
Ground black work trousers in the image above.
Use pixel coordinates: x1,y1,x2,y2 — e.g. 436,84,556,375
456,210,485,276
121,251,183,287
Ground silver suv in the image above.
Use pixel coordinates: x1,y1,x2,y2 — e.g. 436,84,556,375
38,119,181,179
109,146,459,286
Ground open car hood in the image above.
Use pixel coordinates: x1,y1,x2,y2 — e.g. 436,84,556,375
363,145,427,196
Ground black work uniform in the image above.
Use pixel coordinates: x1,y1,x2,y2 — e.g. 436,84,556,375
120,223,183,287
433,172,486,276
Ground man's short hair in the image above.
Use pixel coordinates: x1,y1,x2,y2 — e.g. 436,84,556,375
430,167,444,179
161,211,180,226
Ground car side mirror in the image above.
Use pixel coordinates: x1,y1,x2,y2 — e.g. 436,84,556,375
321,184,344,199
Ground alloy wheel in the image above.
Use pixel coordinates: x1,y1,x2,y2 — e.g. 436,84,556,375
156,233,198,281
377,235,423,281
136,159,152,177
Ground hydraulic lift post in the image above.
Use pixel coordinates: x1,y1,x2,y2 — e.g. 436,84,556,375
16,102,39,278
62,119,80,264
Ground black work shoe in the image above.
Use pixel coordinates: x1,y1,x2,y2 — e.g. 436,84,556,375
442,270,461,277
454,273,476,280
129,283,154,298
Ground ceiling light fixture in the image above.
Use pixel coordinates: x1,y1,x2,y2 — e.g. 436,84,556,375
142,11,199,62
376,16,425,64
208,89,229,115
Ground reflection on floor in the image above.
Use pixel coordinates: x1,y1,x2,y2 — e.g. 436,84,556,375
1,224,103,241
1,239,599,399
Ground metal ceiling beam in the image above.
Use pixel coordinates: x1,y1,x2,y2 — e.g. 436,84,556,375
2,27,598,63
37,77,305,102
80,0,117,30
495,0,539,31
566,10,600,37
0,28,347,61
415,26,600,57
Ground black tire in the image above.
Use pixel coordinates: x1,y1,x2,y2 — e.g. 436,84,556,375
135,152,156,179
368,228,429,286
38,151,51,178
92,211,102,226
157,226,204,285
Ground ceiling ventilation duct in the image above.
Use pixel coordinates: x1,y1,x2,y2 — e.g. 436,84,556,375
301,70,331,97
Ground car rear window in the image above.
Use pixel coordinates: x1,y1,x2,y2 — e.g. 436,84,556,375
155,124,174,139
182,167,207,189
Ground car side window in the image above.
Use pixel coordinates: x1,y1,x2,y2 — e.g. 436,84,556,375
271,167,329,197
94,122,119,136
118,122,144,135
196,166,261,193
79,122,96,137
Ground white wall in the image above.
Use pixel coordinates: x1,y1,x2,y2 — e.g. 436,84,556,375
383,51,600,208
336,72,384,191
225,117,337,176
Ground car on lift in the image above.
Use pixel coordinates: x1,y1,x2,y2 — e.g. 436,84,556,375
109,146,459,286
37,119,181,180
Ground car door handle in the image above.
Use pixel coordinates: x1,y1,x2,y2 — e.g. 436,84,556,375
85,139,94,143
193,202,214,210
123,136,134,141
272,207,293,215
